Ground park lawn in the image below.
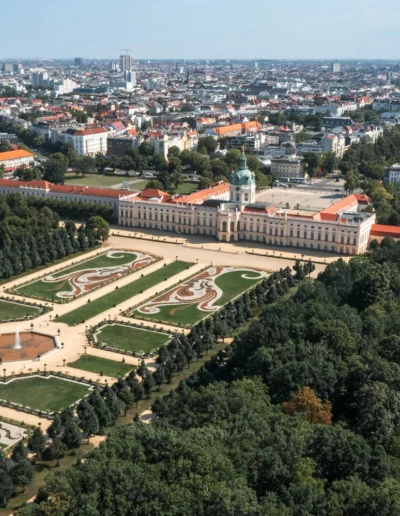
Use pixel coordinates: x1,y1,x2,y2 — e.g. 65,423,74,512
130,179,148,191
171,182,198,195
68,355,134,378
0,376,90,413
216,269,264,305
133,269,264,326
57,261,194,326
0,299,40,320
15,252,140,301
95,324,171,354
65,174,127,187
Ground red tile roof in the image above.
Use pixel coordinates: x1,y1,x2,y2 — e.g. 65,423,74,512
0,179,135,200
370,224,400,239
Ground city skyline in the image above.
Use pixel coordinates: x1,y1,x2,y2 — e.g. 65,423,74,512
1,0,400,60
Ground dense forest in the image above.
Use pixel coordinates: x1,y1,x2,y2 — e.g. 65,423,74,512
14,238,400,515
0,193,109,280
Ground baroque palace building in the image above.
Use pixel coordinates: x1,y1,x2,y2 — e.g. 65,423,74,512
1,151,398,255
119,152,378,255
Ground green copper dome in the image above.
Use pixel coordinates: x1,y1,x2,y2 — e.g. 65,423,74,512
231,151,255,186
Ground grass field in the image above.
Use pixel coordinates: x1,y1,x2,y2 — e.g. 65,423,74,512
67,355,134,378
0,299,41,320
15,251,142,302
130,179,148,191
0,376,91,413
133,269,265,326
95,324,171,354
172,181,198,195
57,261,193,326
65,174,128,187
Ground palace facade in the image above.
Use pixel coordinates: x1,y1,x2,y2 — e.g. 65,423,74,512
119,153,376,256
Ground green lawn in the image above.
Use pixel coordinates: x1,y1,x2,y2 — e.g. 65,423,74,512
172,181,198,195
15,251,141,302
0,376,91,413
133,269,265,326
65,174,128,187
57,261,193,326
0,299,41,320
68,355,134,378
130,179,148,191
95,324,171,354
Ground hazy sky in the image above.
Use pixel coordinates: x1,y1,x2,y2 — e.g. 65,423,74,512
1,0,400,60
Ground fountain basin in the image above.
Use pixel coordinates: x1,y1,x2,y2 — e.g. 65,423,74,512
0,332,57,363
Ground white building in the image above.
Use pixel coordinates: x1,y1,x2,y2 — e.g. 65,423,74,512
53,127,109,156
53,79,77,95
271,158,304,178
118,152,375,255
0,149,34,172
388,164,400,183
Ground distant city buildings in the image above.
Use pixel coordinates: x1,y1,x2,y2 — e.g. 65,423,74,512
120,55,133,72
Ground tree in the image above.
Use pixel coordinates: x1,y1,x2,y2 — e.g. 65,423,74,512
28,427,46,460
10,460,34,491
143,372,155,398
294,131,312,144
246,155,262,172
84,216,109,242
224,149,241,170
48,438,67,467
198,177,212,190
75,156,96,177
167,146,181,159
153,365,165,391
146,179,164,190
302,152,321,179
344,170,360,194
43,158,67,184
77,400,99,442
320,151,338,175
11,441,28,463
62,420,82,450
197,136,218,154
0,469,13,506
47,415,63,440
293,259,305,281
282,386,332,425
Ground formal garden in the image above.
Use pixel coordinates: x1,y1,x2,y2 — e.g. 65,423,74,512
67,354,134,378
13,250,155,303
0,298,44,322
57,260,193,325
130,266,269,326
0,376,92,414
92,323,172,355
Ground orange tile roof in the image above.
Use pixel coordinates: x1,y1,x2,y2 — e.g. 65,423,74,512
370,224,400,238
318,194,359,215
136,188,172,202
172,182,229,204
0,149,34,162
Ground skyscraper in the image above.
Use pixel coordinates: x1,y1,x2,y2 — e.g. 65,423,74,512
75,57,84,67
332,62,341,73
120,55,133,72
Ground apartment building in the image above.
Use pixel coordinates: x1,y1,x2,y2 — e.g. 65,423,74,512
388,164,400,183
271,158,304,178
53,127,109,156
